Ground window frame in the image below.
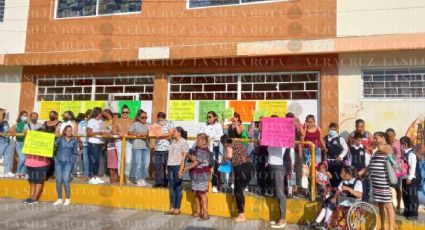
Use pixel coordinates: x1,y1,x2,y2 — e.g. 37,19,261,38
53,0,142,20
0,0,5,23
186,0,289,10
361,67,425,102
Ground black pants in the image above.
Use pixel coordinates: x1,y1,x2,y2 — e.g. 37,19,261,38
402,178,419,217
328,160,343,188
153,151,169,186
211,146,221,188
234,162,254,214
257,154,272,195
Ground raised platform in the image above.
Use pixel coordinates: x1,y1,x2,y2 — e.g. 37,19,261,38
0,179,423,229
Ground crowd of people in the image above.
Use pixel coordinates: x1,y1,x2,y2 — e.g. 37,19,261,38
0,106,425,229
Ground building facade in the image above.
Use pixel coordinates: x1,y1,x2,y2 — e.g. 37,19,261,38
0,0,424,140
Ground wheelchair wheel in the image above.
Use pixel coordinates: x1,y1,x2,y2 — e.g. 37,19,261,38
347,202,377,230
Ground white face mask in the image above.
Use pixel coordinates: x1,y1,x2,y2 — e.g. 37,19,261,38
20,116,28,122
329,130,338,138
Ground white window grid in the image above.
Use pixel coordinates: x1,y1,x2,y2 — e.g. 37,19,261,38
36,75,154,102
361,68,425,100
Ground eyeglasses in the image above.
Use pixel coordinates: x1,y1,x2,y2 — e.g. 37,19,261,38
122,111,129,114
140,116,148,119
207,116,213,119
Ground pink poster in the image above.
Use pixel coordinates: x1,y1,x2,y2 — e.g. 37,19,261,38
261,118,295,148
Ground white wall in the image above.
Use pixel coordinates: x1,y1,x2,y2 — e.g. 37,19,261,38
338,51,425,140
0,67,23,123
0,0,30,54
337,0,425,37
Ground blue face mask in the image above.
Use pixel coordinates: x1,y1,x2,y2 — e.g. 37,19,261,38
329,130,338,138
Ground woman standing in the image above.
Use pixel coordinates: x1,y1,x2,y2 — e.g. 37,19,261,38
153,112,174,188
113,105,134,184
220,135,254,223
77,109,92,182
128,110,150,186
303,115,326,166
181,133,211,221
386,128,405,214
360,132,395,230
43,110,61,180
166,127,189,215
227,112,245,138
10,111,29,178
56,111,77,136
198,111,224,193
86,107,106,185
53,125,78,206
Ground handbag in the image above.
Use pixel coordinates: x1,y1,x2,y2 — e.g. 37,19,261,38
218,160,232,174
386,158,398,187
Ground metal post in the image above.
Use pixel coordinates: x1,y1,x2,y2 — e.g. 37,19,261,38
119,137,126,187
310,144,316,201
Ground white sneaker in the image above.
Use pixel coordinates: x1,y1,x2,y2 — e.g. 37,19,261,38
4,172,15,178
212,186,218,193
95,177,105,184
53,199,63,206
136,180,146,187
88,178,98,184
231,184,234,189
244,187,249,192
64,199,71,206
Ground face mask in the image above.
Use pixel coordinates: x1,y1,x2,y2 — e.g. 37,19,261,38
21,116,28,122
63,117,69,122
31,119,38,124
49,116,56,121
329,130,338,138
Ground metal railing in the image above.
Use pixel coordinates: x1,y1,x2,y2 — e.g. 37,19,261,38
0,133,316,201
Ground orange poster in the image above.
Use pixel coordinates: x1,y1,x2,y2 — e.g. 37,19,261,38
229,101,256,122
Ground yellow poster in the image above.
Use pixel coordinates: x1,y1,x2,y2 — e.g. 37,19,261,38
83,101,106,112
22,131,55,157
40,101,60,120
60,101,83,116
258,101,287,117
169,101,195,121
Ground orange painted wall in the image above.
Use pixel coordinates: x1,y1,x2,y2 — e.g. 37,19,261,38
22,0,336,64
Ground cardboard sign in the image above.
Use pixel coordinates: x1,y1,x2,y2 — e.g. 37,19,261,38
253,110,267,121
119,101,141,119
261,117,295,148
40,101,60,120
169,101,195,121
83,101,106,111
222,108,234,119
258,101,287,117
148,124,162,137
198,101,225,122
60,101,83,117
229,101,256,122
22,131,55,157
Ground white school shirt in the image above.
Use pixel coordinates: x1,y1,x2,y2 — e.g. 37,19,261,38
87,118,105,144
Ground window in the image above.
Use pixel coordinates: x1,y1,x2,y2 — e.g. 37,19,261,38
0,0,5,23
189,0,279,8
56,0,142,19
36,75,153,101
170,72,319,100
362,68,425,99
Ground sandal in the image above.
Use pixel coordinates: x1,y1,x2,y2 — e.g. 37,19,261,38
165,210,174,215
199,214,209,221
172,210,181,215
190,213,200,218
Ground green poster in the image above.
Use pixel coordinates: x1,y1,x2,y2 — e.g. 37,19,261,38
198,101,225,122
222,108,234,120
253,110,267,121
118,101,141,119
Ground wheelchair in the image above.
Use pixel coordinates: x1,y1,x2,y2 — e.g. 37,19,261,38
327,199,378,230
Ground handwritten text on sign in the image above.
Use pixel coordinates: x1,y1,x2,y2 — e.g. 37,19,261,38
261,118,295,148
22,131,55,157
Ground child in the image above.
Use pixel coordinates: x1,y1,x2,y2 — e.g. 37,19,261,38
309,166,363,230
324,123,349,188
350,132,370,202
316,162,332,198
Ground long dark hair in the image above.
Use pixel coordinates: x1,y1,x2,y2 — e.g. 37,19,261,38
63,110,76,121
90,107,102,119
234,112,242,123
16,110,28,123
175,126,187,139
135,109,147,122
220,134,233,145
374,131,391,145
342,166,358,179
207,111,219,124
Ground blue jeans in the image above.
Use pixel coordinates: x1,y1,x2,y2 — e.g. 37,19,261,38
88,143,102,177
16,141,26,175
55,160,73,199
0,139,12,174
133,149,150,181
82,146,89,177
211,145,221,187
168,165,183,209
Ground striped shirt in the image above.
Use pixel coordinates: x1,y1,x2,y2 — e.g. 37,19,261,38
370,152,392,203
